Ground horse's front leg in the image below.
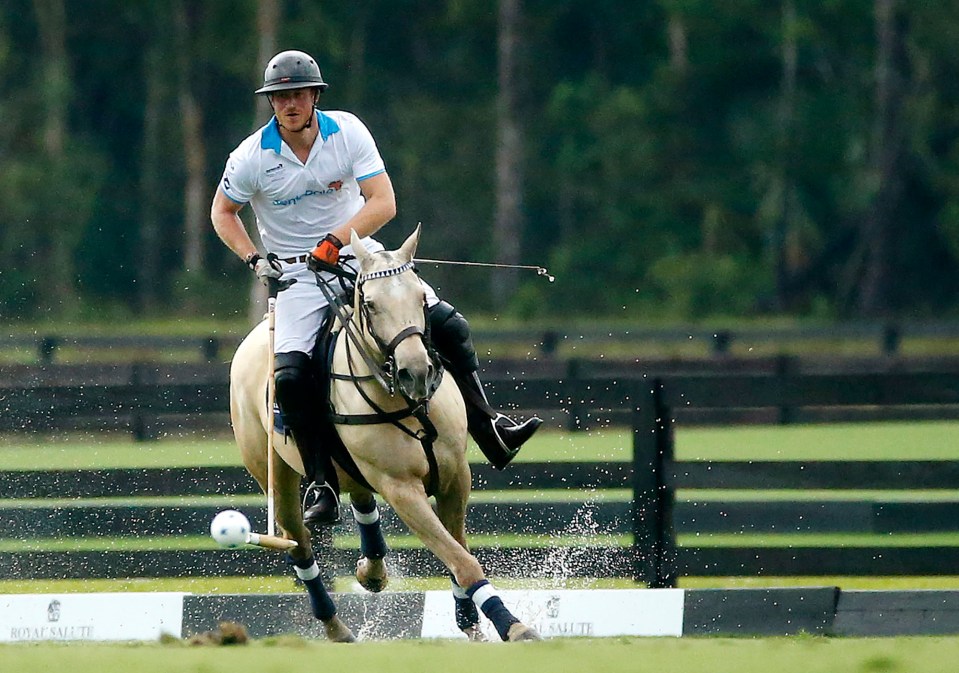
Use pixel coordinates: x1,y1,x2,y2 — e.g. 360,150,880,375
350,491,389,592
272,453,355,643
433,460,485,641
379,477,539,642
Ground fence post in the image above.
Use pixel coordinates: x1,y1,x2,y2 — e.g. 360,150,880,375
203,337,220,361
632,377,675,588
566,358,584,431
776,354,797,425
541,330,559,357
882,323,901,355
711,330,732,355
38,336,59,364
130,363,159,442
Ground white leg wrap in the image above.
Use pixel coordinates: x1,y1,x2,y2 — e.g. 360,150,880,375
470,582,497,611
351,504,380,525
451,580,469,600
294,561,320,581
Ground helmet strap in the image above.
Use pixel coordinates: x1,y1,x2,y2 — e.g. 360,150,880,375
304,91,320,128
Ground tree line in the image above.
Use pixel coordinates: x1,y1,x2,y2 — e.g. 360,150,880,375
1,0,958,323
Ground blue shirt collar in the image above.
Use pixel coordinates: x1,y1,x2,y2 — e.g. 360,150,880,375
260,110,341,154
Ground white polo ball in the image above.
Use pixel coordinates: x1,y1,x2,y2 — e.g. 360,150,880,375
210,509,251,548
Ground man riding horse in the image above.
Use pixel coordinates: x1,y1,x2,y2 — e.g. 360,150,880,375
211,49,542,527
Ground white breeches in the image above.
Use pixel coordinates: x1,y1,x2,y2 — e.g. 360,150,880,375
273,240,439,354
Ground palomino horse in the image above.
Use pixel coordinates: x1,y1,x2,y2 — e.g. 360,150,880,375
230,225,539,642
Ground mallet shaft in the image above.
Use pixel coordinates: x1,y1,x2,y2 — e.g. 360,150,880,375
266,294,278,537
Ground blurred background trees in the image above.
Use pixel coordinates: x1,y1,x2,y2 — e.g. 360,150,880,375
1,0,958,324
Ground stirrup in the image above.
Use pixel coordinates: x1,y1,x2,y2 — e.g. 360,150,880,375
303,481,341,528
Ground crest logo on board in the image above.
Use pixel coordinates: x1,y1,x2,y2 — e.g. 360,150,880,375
47,600,61,623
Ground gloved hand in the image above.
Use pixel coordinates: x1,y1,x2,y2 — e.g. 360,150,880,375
308,233,343,270
246,252,283,287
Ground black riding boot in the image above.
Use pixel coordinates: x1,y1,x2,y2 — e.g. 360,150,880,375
274,351,341,527
428,301,542,470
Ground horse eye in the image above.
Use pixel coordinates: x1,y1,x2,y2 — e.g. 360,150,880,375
363,299,377,314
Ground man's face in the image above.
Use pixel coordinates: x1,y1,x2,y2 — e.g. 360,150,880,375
270,87,317,132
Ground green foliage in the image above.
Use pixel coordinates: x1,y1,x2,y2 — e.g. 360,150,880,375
2,2,959,321
645,252,765,319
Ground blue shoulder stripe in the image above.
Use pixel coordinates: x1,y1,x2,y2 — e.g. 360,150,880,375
357,168,385,182
317,110,340,141
260,118,282,153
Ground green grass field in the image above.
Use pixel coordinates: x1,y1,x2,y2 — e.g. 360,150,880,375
3,420,959,469
2,635,958,672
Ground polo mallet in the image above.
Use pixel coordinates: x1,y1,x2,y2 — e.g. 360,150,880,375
265,277,280,538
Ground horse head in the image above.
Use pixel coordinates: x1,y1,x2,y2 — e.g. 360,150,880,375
350,224,439,403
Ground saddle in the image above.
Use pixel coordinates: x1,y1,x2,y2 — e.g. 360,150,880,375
310,312,376,494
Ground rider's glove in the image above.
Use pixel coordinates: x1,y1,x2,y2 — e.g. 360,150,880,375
308,233,343,270
246,252,283,287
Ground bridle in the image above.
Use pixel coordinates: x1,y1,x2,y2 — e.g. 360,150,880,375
314,257,443,496
354,260,432,393
315,256,441,404
316,255,443,495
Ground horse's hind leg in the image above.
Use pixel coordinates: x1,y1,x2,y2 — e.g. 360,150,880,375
350,492,389,593
270,451,355,643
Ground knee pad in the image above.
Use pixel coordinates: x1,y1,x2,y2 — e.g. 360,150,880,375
274,351,315,417
428,301,479,374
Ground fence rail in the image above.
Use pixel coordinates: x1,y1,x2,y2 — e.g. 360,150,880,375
6,321,959,363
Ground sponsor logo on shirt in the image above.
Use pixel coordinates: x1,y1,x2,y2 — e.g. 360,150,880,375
273,179,345,206
266,163,284,175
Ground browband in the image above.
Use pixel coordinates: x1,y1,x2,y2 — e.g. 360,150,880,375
357,261,415,285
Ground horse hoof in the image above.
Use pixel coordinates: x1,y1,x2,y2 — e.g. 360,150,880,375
323,616,356,643
507,623,542,642
355,556,389,593
461,625,488,642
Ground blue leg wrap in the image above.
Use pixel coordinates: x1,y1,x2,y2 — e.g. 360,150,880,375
358,521,388,560
353,502,388,560
304,576,336,620
467,579,518,641
293,557,336,621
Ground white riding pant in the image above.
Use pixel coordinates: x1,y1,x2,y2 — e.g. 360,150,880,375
273,242,440,355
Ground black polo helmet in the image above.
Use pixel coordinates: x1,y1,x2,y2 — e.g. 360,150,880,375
254,50,328,95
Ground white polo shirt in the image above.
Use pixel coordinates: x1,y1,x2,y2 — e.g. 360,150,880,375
220,109,386,257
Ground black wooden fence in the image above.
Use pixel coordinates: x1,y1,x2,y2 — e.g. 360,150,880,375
1,368,958,583
633,371,959,587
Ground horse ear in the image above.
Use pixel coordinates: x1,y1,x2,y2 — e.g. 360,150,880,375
350,229,371,267
398,223,421,262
